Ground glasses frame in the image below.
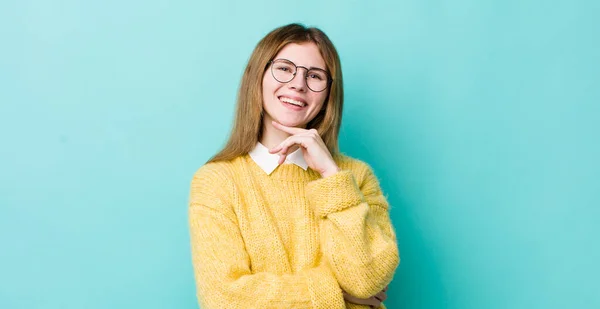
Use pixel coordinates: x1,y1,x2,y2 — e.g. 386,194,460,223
268,58,333,92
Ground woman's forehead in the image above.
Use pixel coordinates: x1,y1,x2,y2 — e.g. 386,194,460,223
274,42,326,69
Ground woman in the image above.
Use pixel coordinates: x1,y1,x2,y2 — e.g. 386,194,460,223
188,23,400,308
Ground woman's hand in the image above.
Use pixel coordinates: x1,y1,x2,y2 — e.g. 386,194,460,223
343,286,389,308
268,121,340,178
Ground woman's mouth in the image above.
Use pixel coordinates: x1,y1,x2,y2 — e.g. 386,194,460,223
279,96,307,110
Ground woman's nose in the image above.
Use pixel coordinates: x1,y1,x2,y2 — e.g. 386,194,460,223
287,69,308,91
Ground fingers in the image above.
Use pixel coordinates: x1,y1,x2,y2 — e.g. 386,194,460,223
269,135,313,155
268,123,321,154
278,153,287,165
342,291,381,307
274,136,310,164
343,287,389,308
374,290,387,302
369,297,383,308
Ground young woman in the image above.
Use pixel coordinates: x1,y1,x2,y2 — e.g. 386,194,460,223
188,23,400,308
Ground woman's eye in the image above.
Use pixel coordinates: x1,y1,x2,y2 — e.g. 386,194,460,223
277,67,290,72
309,74,323,80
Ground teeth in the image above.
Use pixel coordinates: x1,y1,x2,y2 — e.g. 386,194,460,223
280,97,306,107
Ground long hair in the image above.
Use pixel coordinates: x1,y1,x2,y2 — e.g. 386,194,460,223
207,23,344,164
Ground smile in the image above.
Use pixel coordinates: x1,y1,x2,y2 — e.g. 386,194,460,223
279,96,307,108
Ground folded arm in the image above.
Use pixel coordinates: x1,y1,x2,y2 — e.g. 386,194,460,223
189,165,346,309
306,162,400,299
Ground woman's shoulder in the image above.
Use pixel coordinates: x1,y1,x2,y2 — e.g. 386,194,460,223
188,157,249,204
190,156,244,186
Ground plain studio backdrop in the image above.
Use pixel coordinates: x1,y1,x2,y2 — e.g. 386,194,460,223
1,0,598,308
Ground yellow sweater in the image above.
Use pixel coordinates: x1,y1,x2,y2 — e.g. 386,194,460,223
188,153,400,308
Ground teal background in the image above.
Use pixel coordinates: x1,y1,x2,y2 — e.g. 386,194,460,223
1,0,598,308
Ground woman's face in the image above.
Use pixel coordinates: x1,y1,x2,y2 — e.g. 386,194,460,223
261,42,329,128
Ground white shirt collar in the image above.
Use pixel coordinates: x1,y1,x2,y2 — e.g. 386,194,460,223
248,142,308,175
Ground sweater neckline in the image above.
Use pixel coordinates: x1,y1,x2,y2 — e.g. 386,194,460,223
243,154,321,182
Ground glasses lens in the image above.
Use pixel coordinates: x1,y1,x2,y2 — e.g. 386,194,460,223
306,69,329,92
271,60,295,83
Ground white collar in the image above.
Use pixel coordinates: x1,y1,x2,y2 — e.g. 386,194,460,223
248,142,308,175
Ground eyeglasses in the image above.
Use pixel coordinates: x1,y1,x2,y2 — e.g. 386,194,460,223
268,59,332,92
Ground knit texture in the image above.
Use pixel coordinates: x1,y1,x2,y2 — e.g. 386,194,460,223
188,153,400,308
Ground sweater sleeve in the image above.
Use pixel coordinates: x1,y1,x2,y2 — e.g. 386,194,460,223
305,162,400,299
188,165,346,309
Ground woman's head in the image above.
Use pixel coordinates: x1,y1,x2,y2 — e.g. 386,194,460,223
262,42,330,130
208,23,344,163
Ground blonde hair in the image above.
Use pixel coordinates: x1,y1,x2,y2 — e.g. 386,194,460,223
207,23,344,164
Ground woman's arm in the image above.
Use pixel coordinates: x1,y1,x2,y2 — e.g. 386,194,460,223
189,165,346,309
305,161,400,299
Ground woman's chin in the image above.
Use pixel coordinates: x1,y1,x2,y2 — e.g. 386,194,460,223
274,117,306,128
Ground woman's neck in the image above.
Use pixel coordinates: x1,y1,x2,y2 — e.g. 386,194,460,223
259,115,302,153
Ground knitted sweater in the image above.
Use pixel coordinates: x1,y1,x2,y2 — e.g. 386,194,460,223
188,153,400,308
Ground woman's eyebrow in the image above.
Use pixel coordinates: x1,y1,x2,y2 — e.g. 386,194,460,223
296,64,326,71
308,65,326,71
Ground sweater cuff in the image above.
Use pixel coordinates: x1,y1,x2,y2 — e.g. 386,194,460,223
305,170,364,218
